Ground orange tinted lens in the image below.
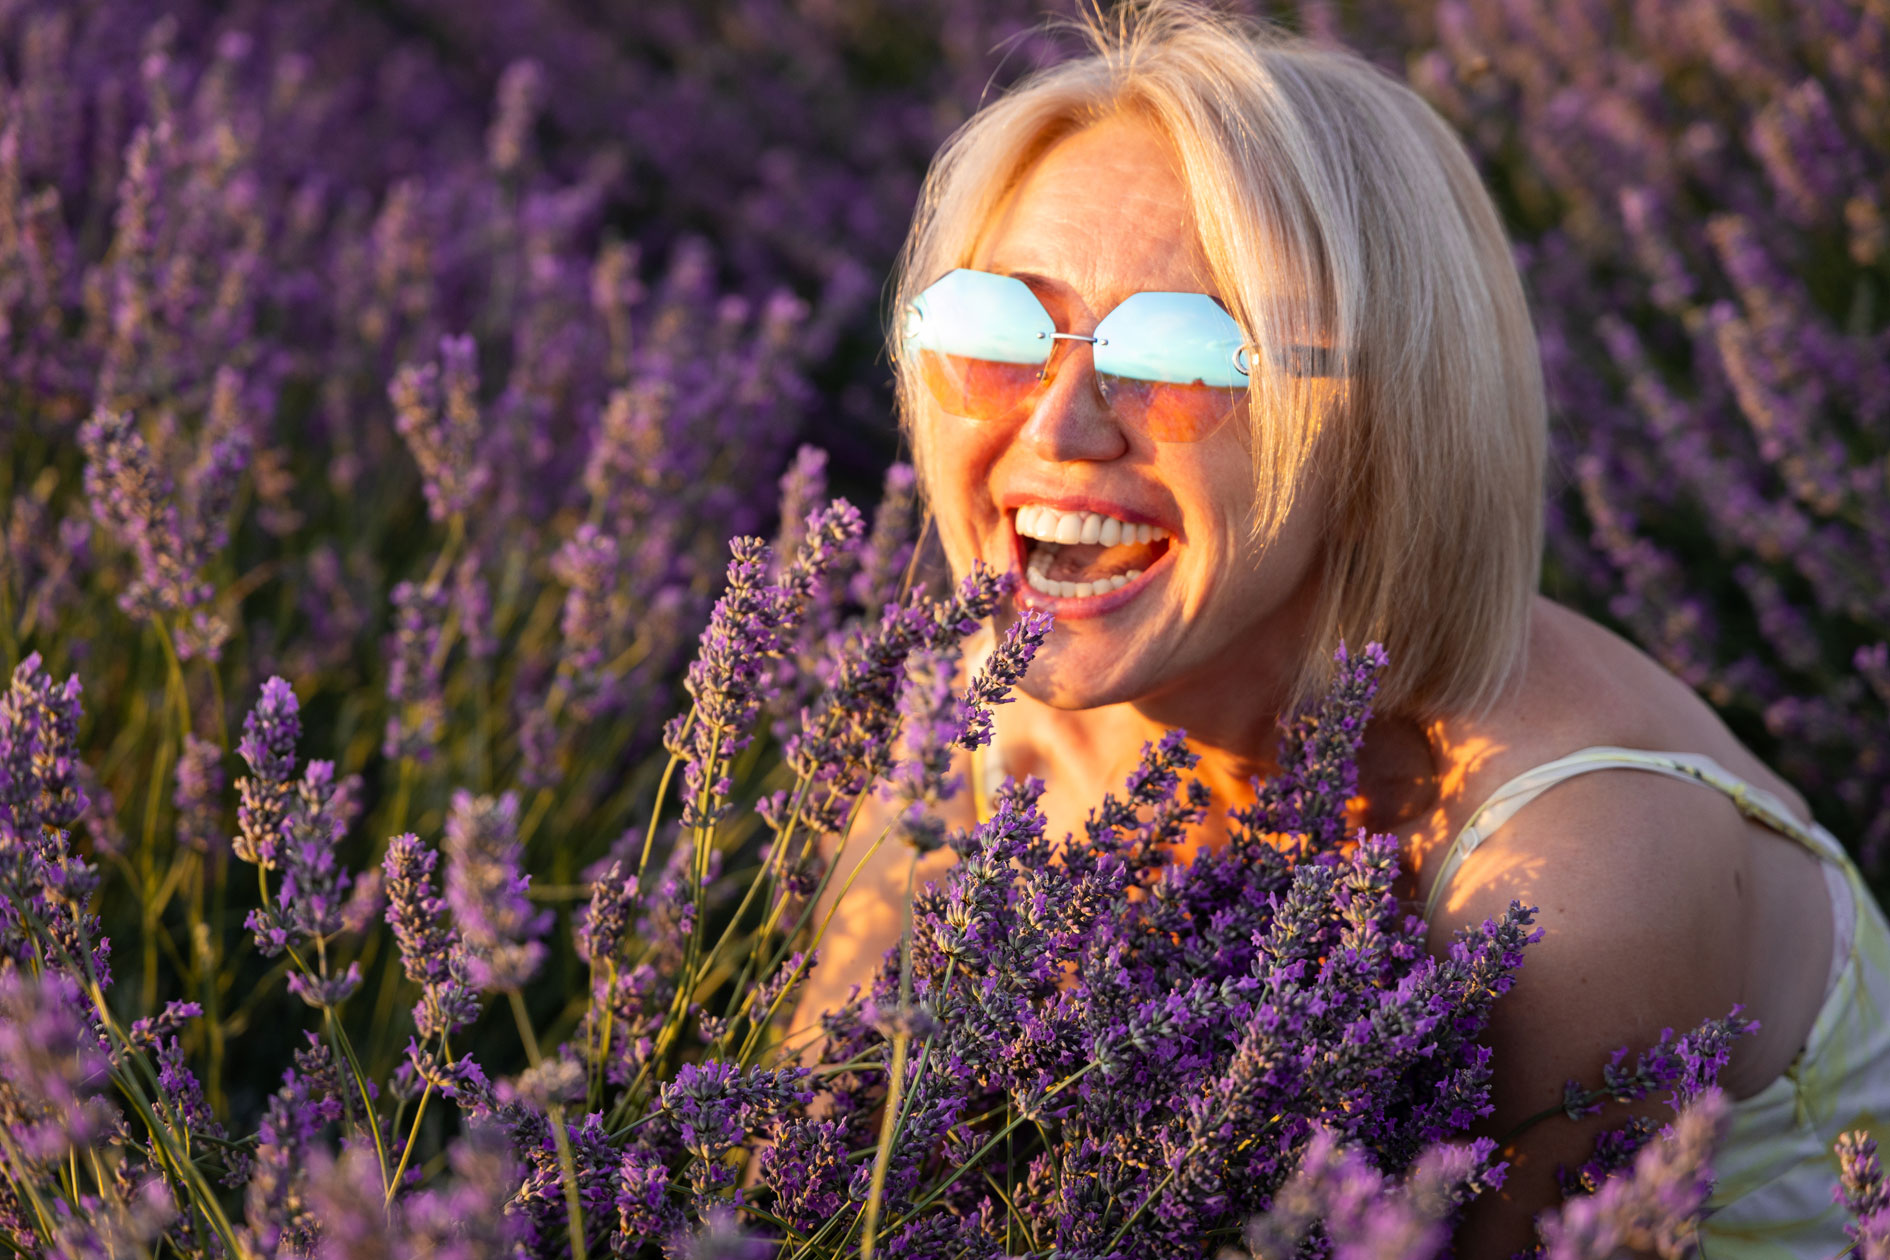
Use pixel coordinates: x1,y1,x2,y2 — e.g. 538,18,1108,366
917,350,1043,422
1098,374,1244,443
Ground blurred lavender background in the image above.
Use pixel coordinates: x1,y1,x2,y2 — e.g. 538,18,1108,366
3,0,1885,908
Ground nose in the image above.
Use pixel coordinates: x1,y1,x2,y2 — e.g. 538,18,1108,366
1018,335,1132,464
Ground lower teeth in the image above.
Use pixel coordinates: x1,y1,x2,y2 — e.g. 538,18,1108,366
1025,567,1144,599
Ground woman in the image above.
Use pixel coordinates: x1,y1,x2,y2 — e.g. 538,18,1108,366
795,4,1890,1257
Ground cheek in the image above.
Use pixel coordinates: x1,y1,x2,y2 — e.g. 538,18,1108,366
916,413,1007,571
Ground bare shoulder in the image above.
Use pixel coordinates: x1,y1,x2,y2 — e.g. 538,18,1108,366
1418,598,1769,1257
1429,761,1749,1259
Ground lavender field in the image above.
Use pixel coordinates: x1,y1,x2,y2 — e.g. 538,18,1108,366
2,0,1887,1256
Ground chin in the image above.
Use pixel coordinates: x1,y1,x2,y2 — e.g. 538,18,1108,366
1016,640,1149,711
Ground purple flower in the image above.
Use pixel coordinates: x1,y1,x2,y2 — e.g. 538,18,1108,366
549,524,623,720
444,789,552,992
77,402,248,657
1837,1132,1890,1260
171,732,224,855
0,653,89,843
390,335,490,524
383,833,482,1040
957,606,1054,751
0,969,114,1163
1537,1091,1730,1260
383,579,448,762
667,500,864,829
234,677,300,868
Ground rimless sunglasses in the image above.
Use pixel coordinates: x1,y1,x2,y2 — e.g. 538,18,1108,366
900,268,1333,444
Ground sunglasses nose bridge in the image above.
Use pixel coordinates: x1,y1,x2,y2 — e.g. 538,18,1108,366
1036,330,1104,387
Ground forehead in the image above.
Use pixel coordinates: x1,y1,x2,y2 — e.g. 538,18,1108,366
971,116,1213,302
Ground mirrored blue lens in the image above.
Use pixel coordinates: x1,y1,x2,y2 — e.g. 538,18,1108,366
1090,291,1247,387
904,269,1054,365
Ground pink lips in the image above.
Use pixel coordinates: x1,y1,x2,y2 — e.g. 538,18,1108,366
1007,508,1177,620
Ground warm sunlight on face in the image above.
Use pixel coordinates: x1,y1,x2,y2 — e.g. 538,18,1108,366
919,115,1331,716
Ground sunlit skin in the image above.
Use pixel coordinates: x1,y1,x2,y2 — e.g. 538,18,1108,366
795,114,1842,1259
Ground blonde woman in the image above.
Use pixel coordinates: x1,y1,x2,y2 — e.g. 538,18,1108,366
795,4,1890,1256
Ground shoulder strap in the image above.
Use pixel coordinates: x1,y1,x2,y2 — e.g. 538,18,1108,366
1422,745,1841,923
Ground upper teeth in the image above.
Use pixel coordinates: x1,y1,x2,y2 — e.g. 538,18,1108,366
1015,506,1167,546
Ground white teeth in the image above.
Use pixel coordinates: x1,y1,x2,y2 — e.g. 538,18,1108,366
1014,506,1173,545
1022,565,1148,599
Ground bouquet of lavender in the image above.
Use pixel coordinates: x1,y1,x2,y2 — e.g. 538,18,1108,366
0,535,1764,1258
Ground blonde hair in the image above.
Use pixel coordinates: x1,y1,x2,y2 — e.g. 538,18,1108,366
891,0,1546,721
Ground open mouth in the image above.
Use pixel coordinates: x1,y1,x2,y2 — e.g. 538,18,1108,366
1013,505,1173,600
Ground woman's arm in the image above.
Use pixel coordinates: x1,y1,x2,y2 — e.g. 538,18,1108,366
1429,770,1751,1259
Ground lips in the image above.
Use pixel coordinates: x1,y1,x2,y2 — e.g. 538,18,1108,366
1005,499,1176,615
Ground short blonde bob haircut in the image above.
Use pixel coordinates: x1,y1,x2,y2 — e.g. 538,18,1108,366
891,0,1547,722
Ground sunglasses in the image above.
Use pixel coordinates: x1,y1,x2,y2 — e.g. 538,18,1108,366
900,268,1333,443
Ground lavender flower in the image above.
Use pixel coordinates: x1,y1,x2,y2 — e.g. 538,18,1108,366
390,335,490,524
233,677,300,869
77,404,248,656
171,732,224,855
444,789,551,992
0,653,89,843
0,968,114,1164
957,607,1054,751
549,524,623,720
1536,1090,1731,1260
383,833,482,1041
668,500,864,829
1837,1132,1890,1260
243,1035,346,1258
383,579,448,762
850,462,919,614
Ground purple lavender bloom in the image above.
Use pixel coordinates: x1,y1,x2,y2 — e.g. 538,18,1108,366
882,642,966,853
1836,1132,1890,1260
0,969,114,1163
390,335,490,524
77,395,249,660
247,759,360,962
956,606,1054,751
486,59,545,179
383,832,482,1040
171,732,224,855
549,524,623,721
1235,1127,1498,1260
454,554,498,662
383,579,448,762
576,860,638,966
668,500,864,829
444,789,552,992
0,653,89,843
782,562,1011,835
850,462,919,614
242,1035,346,1258
657,1060,814,1199
1537,1091,1730,1260
234,676,300,869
